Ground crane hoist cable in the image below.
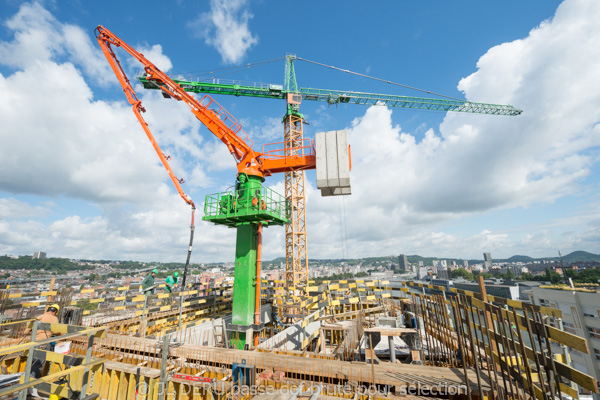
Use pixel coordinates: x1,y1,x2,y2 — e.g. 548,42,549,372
171,56,286,81
295,56,465,102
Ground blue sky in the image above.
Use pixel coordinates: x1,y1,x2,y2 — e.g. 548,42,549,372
1,0,599,263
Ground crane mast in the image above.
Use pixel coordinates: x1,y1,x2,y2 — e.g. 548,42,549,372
284,55,309,296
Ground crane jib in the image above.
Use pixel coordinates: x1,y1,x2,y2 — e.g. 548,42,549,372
138,76,522,116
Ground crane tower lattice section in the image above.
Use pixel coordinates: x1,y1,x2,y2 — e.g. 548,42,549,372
284,114,308,290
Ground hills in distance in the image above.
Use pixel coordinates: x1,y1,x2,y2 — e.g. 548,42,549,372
407,250,600,264
504,251,600,263
270,250,600,265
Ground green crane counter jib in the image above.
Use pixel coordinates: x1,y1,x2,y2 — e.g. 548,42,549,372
203,174,289,349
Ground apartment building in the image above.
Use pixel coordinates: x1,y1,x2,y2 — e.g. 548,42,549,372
530,286,600,393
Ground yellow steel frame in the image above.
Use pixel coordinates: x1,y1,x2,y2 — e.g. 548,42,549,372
284,114,308,291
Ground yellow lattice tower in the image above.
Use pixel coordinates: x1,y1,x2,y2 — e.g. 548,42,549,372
284,113,308,292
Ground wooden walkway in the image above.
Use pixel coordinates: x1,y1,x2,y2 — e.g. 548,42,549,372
92,334,490,393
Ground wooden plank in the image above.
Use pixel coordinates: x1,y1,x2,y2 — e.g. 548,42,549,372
149,377,159,400
0,359,103,398
470,296,587,353
92,366,103,395
547,325,589,354
560,382,579,399
363,327,417,336
32,349,85,366
555,360,598,393
98,338,488,391
103,360,161,379
108,368,118,400
117,370,129,400
36,381,71,398
20,301,42,307
471,318,597,392
100,366,111,399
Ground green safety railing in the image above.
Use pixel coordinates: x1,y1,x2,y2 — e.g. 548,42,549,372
203,186,289,227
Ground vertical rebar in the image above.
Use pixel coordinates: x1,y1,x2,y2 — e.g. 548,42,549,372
17,321,38,400
451,300,472,400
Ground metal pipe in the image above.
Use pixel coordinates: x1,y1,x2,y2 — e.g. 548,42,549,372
178,287,184,331
463,296,483,395
488,303,511,400
494,307,517,399
158,334,170,400
536,311,563,400
477,306,497,400
523,307,548,400
254,223,263,326
451,300,472,400
388,335,396,363
78,332,95,400
18,321,38,400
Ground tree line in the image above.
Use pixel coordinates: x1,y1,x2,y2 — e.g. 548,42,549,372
0,256,90,273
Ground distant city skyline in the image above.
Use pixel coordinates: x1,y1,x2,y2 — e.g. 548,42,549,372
3,249,598,265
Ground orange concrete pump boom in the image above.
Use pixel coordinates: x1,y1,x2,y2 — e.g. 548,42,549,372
94,25,316,181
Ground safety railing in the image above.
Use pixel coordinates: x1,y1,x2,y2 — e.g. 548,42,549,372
198,95,254,148
261,139,315,160
203,186,289,227
0,322,105,400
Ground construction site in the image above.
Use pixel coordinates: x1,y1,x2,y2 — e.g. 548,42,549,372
0,25,597,400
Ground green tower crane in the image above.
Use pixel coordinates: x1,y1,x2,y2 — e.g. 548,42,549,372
139,55,522,301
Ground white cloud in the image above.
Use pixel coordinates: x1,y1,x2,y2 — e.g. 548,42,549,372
302,0,600,259
1,1,599,262
246,117,282,142
0,60,167,205
0,220,33,247
0,2,219,208
0,198,51,219
0,3,226,259
0,3,113,86
188,0,258,64
0,199,240,261
132,44,173,73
